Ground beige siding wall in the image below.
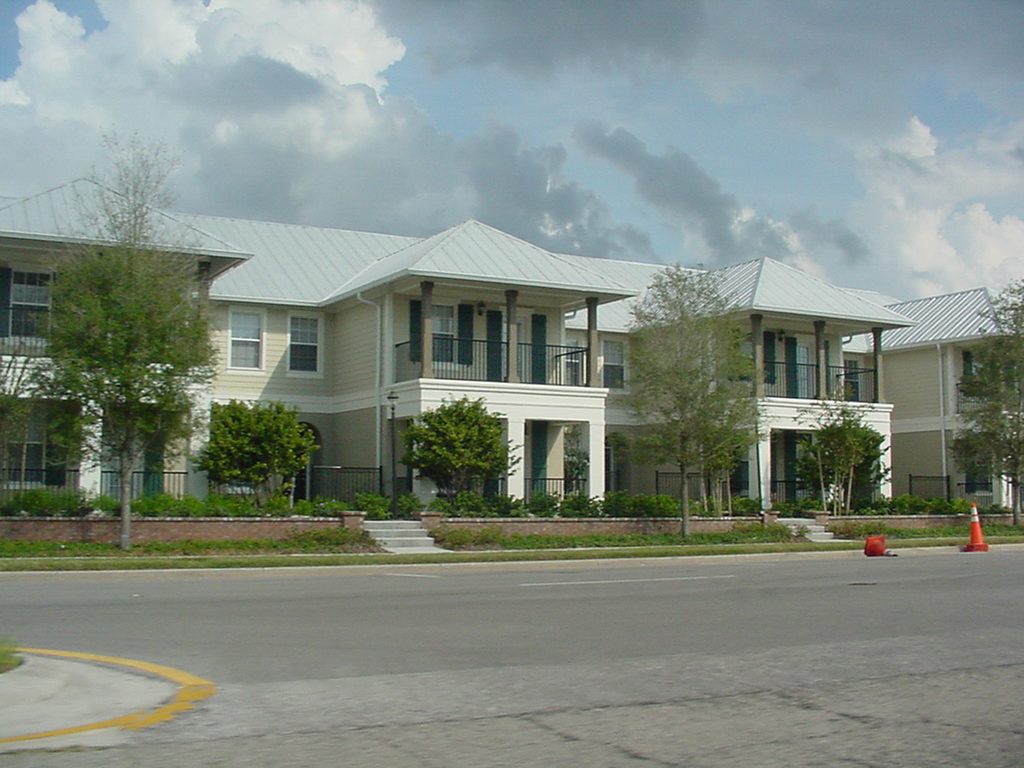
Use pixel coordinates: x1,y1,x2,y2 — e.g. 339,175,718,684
886,348,941,420
890,430,944,495
211,302,333,401
333,303,379,395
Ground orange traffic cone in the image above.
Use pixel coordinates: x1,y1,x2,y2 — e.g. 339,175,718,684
962,504,989,552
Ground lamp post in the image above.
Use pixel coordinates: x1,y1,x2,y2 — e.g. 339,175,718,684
387,391,398,517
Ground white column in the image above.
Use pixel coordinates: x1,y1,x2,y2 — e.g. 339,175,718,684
79,420,103,496
585,420,606,497
755,431,772,510
506,417,526,499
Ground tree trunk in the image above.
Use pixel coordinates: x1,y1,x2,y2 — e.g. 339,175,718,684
679,463,690,537
119,461,133,550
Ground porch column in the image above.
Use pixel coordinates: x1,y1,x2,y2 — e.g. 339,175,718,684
505,290,519,383
814,320,827,399
754,430,772,511
751,313,764,399
506,416,526,499
878,428,893,498
584,420,606,497
78,420,103,497
586,297,600,387
872,327,884,403
420,281,434,379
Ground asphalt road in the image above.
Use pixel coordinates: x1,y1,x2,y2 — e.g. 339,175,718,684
2,548,1023,766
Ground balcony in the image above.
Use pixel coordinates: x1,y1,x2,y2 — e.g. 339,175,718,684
395,337,589,387
763,361,876,402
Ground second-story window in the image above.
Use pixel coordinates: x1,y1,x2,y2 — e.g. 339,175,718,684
603,339,625,389
230,311,262,369
10,271,50,338
289,316,320,373
434,304,455,363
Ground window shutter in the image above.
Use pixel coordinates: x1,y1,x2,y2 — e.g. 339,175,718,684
486,310,503,381
409,300,422,363
0,267,10,337
762,331,776,385
457,303,474,365
530,314,547,384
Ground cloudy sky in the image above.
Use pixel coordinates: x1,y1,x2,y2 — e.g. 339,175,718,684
1,0,1023,300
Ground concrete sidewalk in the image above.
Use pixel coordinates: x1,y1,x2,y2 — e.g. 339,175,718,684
0,652,178,752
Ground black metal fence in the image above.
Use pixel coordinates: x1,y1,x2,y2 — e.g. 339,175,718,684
309,466,383,502
0,468,80,502
523,477,586,499
101,471,188,500
909,474,996,504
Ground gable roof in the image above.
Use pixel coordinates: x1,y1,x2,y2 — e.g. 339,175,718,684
0,180,251,277
323,219,637,307
882,288,997,349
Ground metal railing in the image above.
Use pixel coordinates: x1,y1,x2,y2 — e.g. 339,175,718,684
395,337,589,386
309,466,383,502
101,470,188,500
523,477,586,500
0,468,80,502
763,361,876,402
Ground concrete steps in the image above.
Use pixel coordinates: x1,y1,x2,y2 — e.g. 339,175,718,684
362,519,447,553
776,517,835,542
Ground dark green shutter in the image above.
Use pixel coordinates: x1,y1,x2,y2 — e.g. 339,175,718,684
530,314,547,384
409,300,422,363
784,337,799,398
0,267,10,337
763,331,776,385
531,421,548,496
486,310,503,381
457,303,474,365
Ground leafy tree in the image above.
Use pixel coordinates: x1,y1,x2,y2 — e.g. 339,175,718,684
402,397,517,494
953,281,1024,525
626,267,759,535
197,400,317,506
36,136,215,549
797,400,887,514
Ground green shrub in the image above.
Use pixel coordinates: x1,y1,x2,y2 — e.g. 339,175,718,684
1,489,91,517
282,526,375,550
559,493,601,517
525,493,560,517
483,495,524,517
131,494,208,517
354,492,391,520
429,524,506,548
601,491,631,517
452,490,489,515
204,493,260,517
397,493,422,516
628,494,678,518
730,496,762,516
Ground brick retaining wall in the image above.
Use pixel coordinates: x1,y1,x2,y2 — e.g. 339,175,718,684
0,512,1014,544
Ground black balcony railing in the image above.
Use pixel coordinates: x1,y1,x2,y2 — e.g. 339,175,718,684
395,337,588,386
2,467,79,489
523,477,586,500
762,361,876,402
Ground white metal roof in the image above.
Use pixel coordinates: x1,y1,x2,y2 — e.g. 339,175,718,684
324,220,638,306
715,258,913,330
0,180,251,273
882,288,997,349
185,214,417,306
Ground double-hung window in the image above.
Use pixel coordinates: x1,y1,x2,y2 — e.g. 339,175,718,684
8,271,50,338
602,340,625,389
289,316,320,373
433,305,455,363
230,311,262,369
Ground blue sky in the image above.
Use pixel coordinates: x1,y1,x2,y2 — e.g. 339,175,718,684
1,0,1023,300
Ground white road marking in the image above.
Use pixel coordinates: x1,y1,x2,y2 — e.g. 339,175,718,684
520,574,737,587
381,572,443,578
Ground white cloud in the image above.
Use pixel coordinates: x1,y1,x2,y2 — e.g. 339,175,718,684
853,116,1024,296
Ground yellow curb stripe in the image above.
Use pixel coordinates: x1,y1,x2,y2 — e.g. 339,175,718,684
0,648,215,744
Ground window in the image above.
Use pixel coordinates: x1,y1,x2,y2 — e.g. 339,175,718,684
230,312,261,368
289,316,320,373
603,340,625,389
9,271,50,338
566,339,584,386
433,304,454,363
